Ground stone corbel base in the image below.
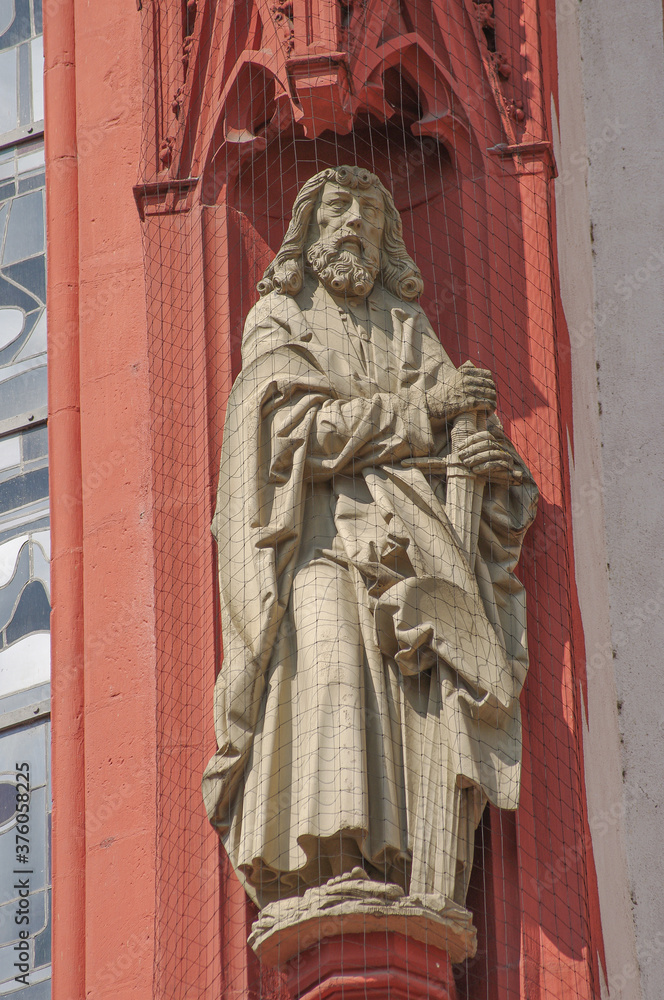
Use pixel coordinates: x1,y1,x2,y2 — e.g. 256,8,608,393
249,869,476,982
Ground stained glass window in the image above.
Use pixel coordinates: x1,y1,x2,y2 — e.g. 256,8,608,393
0,142,47,541
0,0,43,144
0,0,49,994
0,710,51,994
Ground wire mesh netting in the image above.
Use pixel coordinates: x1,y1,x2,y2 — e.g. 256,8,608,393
137,1,601,997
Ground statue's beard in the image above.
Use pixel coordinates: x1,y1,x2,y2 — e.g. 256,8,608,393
306,234,380,298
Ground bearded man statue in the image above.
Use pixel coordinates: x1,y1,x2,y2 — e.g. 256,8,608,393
203,166,538,944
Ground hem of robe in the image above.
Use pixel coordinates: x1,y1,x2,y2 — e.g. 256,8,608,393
236,826,413,906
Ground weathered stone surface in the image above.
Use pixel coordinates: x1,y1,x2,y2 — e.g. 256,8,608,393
203,165,538,926
249,870,477,967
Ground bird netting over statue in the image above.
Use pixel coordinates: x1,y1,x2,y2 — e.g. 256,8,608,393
135,1,603,997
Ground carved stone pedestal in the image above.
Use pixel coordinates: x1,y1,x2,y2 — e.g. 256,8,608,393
249,869,476,965
283,932,459,1000
250,871,474,1000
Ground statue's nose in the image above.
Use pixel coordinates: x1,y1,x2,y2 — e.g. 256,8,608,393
345,213,362,231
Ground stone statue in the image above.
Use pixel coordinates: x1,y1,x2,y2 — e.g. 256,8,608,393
203,165,538,957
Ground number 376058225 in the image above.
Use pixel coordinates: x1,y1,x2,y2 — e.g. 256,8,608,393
14,763,30,865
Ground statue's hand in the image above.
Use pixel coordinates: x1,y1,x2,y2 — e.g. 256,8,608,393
427,363,496,421
457,429,520,485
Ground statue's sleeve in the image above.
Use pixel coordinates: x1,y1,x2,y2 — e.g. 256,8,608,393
243,294,436,483
265,385,435,484
300,391,434,478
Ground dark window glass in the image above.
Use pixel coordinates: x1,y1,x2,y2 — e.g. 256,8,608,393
22,422,46,460
0,514,47,544
0,466,48,513
18,168,43,192
0,365,47,420
0,273,38,312
5,579,50,642
4,252,45,302
0,780,15,824
0,0,30,48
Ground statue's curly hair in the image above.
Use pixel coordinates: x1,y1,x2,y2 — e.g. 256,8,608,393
257,165,424,301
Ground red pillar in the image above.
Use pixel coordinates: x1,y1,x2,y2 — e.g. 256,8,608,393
45,2,158,998
45,0,85,994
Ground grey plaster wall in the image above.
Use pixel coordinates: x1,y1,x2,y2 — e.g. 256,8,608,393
554,1,664,997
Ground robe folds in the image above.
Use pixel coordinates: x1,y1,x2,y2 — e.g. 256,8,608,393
202,277,539,908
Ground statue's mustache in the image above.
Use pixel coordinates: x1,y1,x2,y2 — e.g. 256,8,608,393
334,231,364,252
313,230,378,259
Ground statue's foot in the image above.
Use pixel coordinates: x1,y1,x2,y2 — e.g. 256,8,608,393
323,866,370,887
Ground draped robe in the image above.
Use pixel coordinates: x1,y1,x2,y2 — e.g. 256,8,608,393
202,276,538,909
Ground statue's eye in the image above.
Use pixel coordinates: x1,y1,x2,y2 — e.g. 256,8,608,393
326,197,349,212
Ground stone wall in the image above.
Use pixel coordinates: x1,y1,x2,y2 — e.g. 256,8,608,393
554,1,664,996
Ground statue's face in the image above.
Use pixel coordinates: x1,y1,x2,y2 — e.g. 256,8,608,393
315,182,385,264
306,181,385,298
